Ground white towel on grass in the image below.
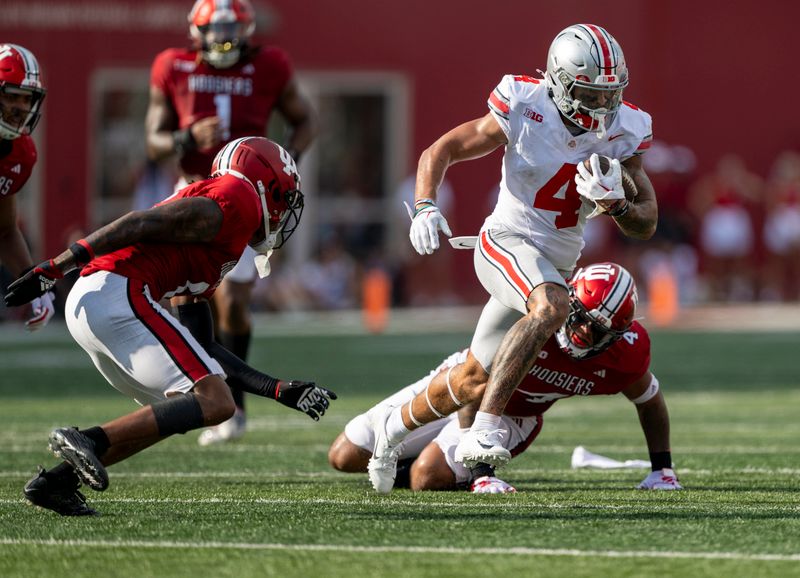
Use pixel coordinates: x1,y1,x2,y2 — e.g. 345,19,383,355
571,446,650,469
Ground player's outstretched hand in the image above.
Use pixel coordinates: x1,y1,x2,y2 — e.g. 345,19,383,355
638,468,683,490
405,201,452,255
275,380,337,421
471,476,517,494
4,261,63,308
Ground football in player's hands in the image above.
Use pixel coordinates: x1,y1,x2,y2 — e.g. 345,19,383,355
581,155,638,201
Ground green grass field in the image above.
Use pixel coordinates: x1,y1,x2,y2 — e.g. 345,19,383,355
1,324,799,577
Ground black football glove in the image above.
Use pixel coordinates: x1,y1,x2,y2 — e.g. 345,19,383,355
275,380,337,421
4,260,63,307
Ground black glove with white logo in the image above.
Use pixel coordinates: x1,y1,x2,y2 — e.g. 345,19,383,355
275,380,337,421
4,260,64,307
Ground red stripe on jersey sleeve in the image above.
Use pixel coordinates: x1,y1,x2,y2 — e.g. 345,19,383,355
489,91,510,114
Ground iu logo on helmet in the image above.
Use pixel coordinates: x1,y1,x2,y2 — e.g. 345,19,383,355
576,263,616,282
278,147,297,177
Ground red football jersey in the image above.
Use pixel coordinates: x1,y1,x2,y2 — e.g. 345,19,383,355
82,174,261,301
150,46,292,177
503,321,651,417
0,135,36,197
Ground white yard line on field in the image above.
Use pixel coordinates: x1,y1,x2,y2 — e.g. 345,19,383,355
0,538,797,562
1,496,798,512
1,466,800,479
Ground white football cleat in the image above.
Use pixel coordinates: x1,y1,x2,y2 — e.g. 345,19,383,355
367,406,403,494
471,476,516,494
454,428,511,468
638,468,683,490
198,408,246,446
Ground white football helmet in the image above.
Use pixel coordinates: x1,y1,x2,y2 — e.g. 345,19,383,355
544,24,628,137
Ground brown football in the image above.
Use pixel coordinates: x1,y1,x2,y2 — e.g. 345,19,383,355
581,155,638,201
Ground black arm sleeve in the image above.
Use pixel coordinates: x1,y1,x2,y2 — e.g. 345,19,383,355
176,302,280,398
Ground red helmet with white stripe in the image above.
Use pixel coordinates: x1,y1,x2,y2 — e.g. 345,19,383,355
544,24,628,136
556,262,637,359
0,44,46,140
188,0,256,69
211,137,303,255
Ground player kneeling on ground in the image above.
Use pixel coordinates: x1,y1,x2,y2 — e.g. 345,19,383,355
4,137,335,516
329,263,680,493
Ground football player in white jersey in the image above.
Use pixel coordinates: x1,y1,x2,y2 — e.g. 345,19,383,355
369,24,659,493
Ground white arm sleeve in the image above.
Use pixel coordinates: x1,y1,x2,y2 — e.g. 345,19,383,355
629,374,660,405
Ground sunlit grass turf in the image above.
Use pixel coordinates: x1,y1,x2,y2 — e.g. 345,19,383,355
1,326,799,577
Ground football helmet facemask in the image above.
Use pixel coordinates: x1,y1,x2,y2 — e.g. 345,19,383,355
189,0,256,69
211,137,304,277
556,262,637,359
0,44,46,140
544,24,628,138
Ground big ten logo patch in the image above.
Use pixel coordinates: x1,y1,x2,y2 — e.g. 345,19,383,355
524,108,543,123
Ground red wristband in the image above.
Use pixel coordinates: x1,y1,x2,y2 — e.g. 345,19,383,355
76,239,95,260
69,239,95,267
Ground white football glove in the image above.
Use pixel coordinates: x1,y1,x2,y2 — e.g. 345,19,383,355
25,291,55,332
575,153,625,219
405,201,452,255
471,476,517,494
638,468,683,490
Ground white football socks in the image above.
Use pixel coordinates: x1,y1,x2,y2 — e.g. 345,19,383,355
386,406,410,444
471,411,502,431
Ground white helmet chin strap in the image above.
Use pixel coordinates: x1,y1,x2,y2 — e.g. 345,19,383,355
249,180,278,278
253,250,273,278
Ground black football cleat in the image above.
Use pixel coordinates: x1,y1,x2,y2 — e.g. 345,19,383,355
24,467,99,517
48,427,109,491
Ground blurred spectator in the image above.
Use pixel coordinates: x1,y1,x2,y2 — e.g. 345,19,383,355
614,141,700,307
252,231,360,312
688,154,762,301
298,232,360,310
761,151,800,301
251,250,315,312
644,141,697,246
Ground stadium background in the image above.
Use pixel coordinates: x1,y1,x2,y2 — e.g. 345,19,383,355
1,0,799,318
1,3,799,575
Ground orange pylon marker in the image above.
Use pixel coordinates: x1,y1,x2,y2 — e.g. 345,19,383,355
363,268,391,333
648,262,679,326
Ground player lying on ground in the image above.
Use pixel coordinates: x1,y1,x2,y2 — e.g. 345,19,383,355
331,263,680,493
4,137,335,516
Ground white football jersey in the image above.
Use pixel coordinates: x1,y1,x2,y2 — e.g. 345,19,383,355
485,74,653,271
